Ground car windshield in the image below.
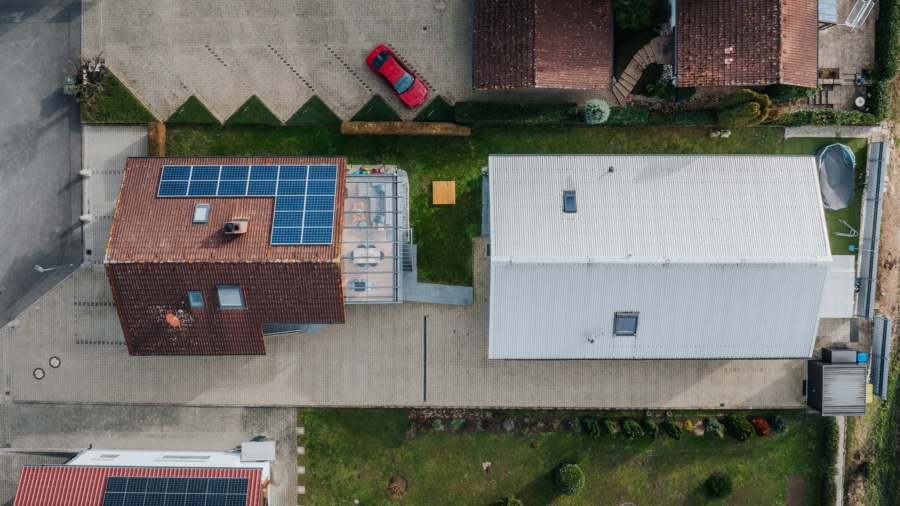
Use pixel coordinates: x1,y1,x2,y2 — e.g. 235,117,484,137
372,51,390,69
393,73,415,94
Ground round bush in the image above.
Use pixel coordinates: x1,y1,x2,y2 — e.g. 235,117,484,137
662,420,683,440
492,496,524,506
582,417,601,437
602,419,617,434
770,415,789,434
725,414,754,441
585,99,611,124
750,417,770,436
705,472,733,498
553,463,585,496
623,419,643,439
643,418,658,439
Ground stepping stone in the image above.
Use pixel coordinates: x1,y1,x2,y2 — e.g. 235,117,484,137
298,465,306,474
296,426,305,435
298,486,306,494
297,446,305,455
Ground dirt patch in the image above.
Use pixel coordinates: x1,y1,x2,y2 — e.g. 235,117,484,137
787,475,808,506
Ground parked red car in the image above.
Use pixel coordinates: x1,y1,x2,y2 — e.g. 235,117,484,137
365,45,429,108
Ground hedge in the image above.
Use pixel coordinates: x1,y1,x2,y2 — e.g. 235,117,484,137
606,107,649,125
455,101,578,125
286,96,341,125
822,417,839,506
871,0,900,120
773,109,878,126
225,95,281,126
167,96,220,125
764,84,817,101
340,121,470,136
675,108,716,125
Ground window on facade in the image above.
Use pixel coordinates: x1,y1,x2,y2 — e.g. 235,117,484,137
217,285,244,309
614,312,639,336
187,291,204,309
192,204,210,224
563,191,577,213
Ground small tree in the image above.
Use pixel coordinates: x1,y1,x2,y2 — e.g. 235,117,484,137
582,418,602,437
662,420,683,440
585,99,611,124
705,472,733,498
770,415,789,434
643,418,659,439
623,419,644,439
706,417,725,439
553,463,585,496
602,419,617,434
725,415,754,441
715,89,771,128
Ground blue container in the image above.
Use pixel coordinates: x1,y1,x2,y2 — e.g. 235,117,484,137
857,352,869,363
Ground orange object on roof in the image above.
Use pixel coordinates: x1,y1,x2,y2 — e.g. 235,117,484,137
165,313,181,327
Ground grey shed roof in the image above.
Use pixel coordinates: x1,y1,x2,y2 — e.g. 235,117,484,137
488,155,831,360
241,441,276,462
806,360,867,416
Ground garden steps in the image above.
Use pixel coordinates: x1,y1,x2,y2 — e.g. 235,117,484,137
612,35,673,104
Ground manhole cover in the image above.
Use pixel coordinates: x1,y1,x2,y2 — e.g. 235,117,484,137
33,368,45,380
49,357,61,368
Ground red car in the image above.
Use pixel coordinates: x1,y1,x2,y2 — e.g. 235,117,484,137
365,45,429,108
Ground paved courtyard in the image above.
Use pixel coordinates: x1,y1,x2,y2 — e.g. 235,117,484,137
81,0,616,122
0,126,810,410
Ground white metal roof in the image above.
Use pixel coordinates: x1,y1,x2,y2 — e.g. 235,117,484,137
489,155,830,262
67,449,268,479
488,155,831,360
820,255,856,318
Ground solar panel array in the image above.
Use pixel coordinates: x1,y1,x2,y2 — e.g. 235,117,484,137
158,164,338,245
101,476,249,506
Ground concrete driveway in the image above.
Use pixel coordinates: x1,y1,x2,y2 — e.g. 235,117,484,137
0,0,83,328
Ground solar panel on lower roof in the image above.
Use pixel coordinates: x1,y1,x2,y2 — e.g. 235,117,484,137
157,164,338,245
102,477,249,506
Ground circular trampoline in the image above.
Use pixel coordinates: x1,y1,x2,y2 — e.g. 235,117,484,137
816,143,856,210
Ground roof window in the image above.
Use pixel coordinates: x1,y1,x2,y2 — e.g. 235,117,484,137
614,312,639,336
563,191,577,213
193,203,210,224
217,285,244,309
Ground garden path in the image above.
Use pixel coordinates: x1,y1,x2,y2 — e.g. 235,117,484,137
612,35,673,105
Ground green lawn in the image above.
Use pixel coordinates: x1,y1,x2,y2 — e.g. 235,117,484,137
300,408,828,505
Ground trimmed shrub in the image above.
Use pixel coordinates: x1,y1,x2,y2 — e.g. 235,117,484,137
502,418,516,432
568,417,582,432
874,0,900,81
553,463,585,496
706,417,725,439
662,420,683,440
388,475,408,499
725,415,754,441
602,419,617,434
773,109,878,126
455,101,578,125
715,89,770,128
585,99,611,124
676,86,697,100
675,108,717,125
683,419,694,433
750,418,770,436
764,84,817,101
167,96,220,125
341,121,470,136
431,419,444,432
582,418,602,437
647,112,675,125
351,95,402,122
413,95,456,122
823,420,839,506
870,80,891,121
607,107,649,125
770,415,788,434
450,418,466,431
285,96,341,125
225,96,281,126
643,418,659,439
492,496,525,506
705,472,733,498
623,419,643,439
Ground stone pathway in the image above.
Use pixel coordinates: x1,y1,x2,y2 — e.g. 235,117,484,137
612,35,673,106
296,425,306,503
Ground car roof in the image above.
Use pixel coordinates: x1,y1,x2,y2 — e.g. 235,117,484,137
375,55,408,83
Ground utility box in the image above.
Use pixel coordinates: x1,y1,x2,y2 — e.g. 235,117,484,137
822,347,858,363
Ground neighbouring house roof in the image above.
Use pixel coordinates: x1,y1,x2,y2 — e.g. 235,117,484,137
488,155,831,360
14,466,262,506
473,0,613,90
105,157,347,356
676,0,818,88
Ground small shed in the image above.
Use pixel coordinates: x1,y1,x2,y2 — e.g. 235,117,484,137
807,351,867,416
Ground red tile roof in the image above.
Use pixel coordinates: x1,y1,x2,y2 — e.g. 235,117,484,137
14,466,262,506
105,157,347,356
676,0,818,88
473,0,612,90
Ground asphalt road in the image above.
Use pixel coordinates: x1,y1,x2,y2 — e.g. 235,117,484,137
0,0,83,328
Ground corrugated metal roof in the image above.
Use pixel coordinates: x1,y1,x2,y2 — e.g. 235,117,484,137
488,154,830,360
489,155,830,261
857,141,889,318
820,255,856,318
14,466,262,506
872,316,892,399
821,362,868,416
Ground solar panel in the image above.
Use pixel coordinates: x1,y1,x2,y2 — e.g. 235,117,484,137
102,477,249,506
158,164,338,245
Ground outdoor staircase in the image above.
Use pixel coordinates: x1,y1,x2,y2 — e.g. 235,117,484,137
612,35,673,106
808,85,835,108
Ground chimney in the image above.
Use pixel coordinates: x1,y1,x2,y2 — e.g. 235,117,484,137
224,217,249,235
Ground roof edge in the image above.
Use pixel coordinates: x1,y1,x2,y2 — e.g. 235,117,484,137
491,256,833,265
